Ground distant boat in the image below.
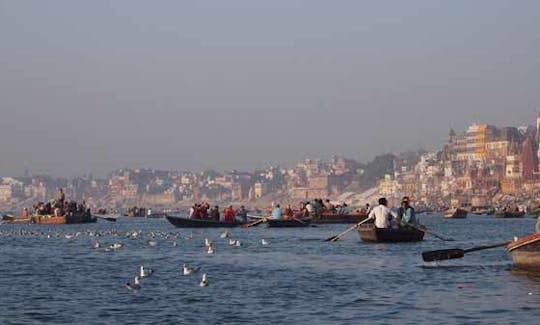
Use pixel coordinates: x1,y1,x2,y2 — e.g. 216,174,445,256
494,210,526,218
166,215,247,228
32,215,66,225
2,214,31,224
31,211,96,225
444,208,468,219
507,232,540,272
313,212,367,224
357,224,424,243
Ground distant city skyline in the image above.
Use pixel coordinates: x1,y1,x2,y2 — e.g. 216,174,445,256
1,1,539,177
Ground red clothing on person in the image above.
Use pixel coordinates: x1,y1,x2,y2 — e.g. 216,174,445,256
224,207,236,222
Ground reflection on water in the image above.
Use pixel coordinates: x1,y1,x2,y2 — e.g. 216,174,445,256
0,215,539,324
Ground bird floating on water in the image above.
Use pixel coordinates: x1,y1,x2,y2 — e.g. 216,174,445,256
126,276,141,291
229,239,241,247
261,239,269,246
182,263,200,276
200,273,209,287
207,244,215,254
147,240,157,247
220,231,230,239
139,265,153,278
205,238,212,247
92,241,100,249
110,243,123,250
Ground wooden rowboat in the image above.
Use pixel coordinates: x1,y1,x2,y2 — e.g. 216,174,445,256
444,208,468,219
507,233,540,272
313,212,368,224
266,218,311,228
166,215,247,228
357,224,424,243
495,211,526,218
32,215,66,225
1,214,31,224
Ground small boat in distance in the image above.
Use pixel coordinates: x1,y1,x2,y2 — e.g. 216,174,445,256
313,212,367,224
494,210,526,218
166,215,247,228
32,215,66,225
357,224,424,243
1,214,31,224
444,207,468,219
507,232,540,272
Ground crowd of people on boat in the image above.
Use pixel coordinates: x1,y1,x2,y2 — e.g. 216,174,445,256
189,202,248,223
367,196,418,229
268,198,360,220
30,188,90,217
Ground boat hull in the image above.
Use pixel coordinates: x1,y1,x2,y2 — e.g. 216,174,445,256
357,224,424,243
32,215,66,225
495,211,526,218
313,212,367,224
267,218,311,228
444,208,468,219
507,233,540,272
2,215,31,224
166,215,246,228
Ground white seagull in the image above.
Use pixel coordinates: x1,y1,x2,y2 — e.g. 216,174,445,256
220,230,231,239
204,238,212,247
92,241,101,249
261,239,269,246
126,276,141,291
207,244,215,254
110,243,123,250
199,273,209,287
182,263,200,276
229,239,241,247
139,265,153,278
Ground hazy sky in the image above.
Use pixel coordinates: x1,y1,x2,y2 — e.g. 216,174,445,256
1,1,539,177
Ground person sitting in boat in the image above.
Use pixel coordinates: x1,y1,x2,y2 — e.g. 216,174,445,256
210,205,220,221
305,201,314,217
22,208,29,218
236,205,248,222
272,204,283,220
224,205,236,223
323,199,335,212
368,197,397,228
283,204,294,220
397,196,417,227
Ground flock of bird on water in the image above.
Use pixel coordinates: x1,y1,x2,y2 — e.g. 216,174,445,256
0,226,272,291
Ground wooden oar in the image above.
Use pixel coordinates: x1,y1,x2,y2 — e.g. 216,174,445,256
325,218,371,242
94,215,117,222
291,217,316,227
408,224,453,241
241,218,267,228
422,241,510,262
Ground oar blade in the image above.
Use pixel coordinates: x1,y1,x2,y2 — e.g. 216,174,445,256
422,248,465,262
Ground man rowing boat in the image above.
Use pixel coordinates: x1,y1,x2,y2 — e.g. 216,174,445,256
367,197,397,228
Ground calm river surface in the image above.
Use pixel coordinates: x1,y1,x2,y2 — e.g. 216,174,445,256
0,215,539,324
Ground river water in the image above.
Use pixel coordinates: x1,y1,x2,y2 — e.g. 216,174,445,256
0,215,539,324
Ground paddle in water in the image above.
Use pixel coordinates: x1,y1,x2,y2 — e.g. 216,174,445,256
422,241,510,262
325,218,371,242
408,224,453,241
241,218,266,228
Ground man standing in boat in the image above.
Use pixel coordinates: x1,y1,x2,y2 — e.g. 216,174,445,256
397,196,417,227
368,197,397,228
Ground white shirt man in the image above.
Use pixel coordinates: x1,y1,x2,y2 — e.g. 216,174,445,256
368,198,397,228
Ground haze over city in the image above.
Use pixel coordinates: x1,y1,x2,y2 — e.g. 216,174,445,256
1,1,539,177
